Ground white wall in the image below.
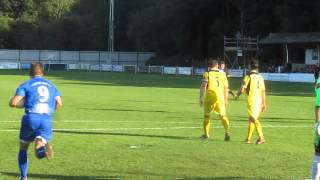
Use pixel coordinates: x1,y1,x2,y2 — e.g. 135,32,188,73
261,73,314,83
305,49,319,65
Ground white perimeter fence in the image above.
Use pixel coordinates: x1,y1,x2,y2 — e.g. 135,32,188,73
0,49,154,65
0,49,315,83
0,62,315,83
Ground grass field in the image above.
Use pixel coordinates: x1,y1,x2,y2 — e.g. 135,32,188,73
0,70,316,180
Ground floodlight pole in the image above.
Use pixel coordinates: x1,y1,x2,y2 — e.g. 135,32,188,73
108,0,114,62
285,44,289,64
240,0,244,36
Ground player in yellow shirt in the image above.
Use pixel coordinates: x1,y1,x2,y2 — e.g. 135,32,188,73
199,58,230,141
235,60,267,145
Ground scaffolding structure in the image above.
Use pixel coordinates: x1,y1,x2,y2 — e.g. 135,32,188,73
224,34,260,72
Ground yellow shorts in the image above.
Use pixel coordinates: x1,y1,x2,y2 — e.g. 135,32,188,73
247,100,262,119
204,91,225,117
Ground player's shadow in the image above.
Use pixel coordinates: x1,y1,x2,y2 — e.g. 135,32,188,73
0,172,119,180
79,107,172,113
119,99,197,105
267,92,313,97
182,177,273,180
101,170,269,179
54,130,195,141
59,82,114,86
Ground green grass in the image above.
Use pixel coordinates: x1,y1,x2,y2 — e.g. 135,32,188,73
0,70,315,179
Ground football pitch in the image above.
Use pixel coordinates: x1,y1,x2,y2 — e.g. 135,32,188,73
0,70,315,180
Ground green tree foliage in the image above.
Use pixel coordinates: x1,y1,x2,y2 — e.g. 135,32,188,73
0,0,320,62
43,0,76,20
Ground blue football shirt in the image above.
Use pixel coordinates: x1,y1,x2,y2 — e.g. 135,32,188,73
15,76,61,116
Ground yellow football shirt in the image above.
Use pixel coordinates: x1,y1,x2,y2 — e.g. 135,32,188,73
241,70,265,103
202,68,228,94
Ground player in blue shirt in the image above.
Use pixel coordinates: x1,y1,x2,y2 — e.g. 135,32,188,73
9,63,63,180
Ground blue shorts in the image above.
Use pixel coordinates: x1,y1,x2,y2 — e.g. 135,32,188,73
19,114,52,144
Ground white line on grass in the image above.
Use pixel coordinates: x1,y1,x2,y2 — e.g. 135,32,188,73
0,120,199,124
270,92,312,95
0,125,312,132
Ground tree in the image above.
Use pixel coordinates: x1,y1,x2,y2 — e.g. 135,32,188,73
1,0,320,64
42,0,76,21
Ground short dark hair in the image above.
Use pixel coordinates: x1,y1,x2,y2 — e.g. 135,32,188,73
219,60,225,65
30,63,44,77
250,60,259,69
208,58,219,67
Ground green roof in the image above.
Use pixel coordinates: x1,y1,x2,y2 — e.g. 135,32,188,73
259,32,320,44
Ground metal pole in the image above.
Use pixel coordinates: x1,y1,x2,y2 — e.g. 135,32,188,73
118,52,120,65
136,52,139,65
18,49,21,68
223,35,226,65
38,50,41,63
286,44,288,64
99,51,101,72
108,0,114,53
317,45,320,65
59,50,61,64
240,0,244,36
243,50,246,76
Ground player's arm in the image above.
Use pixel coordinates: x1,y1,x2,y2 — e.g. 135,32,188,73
9,95,24,108
261,90,267,112
223,75,229,107
10,83,26,108
224,86,229,108
199,81,207,107
55,96,63,110
260,79,267,112
235,76,248,100
199,72,208,107
316,107,320,123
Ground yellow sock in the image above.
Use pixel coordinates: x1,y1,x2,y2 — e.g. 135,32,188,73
221,116,230,133
247,122,255,140
254,120,264,140
203,118,211,137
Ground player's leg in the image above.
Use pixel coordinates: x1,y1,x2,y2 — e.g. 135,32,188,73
246,102,265,144
245,116,255,144
18,115,35,180
312,155,320,180
220,115,230,141
202,114,211,139
202,93,214,138
217,103,230,141
254,118,265,144
35,117,53,159
245,103,256,143
35,137,48,159
228,90,235,99
35,137,53,160
19,142,30,180
251,104,265,144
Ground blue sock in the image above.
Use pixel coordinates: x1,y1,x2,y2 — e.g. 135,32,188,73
18,150,28,179
36,146,46,159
